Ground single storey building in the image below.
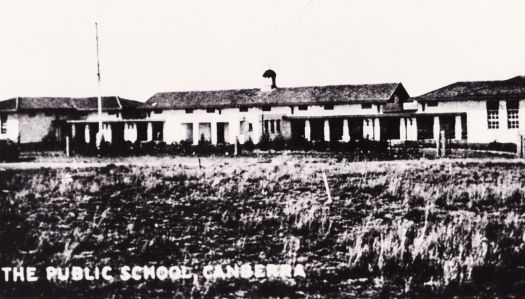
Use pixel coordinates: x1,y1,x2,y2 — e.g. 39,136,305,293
1,72,524,149
146,70,416,145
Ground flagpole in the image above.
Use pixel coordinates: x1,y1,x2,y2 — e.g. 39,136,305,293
95,22,103,148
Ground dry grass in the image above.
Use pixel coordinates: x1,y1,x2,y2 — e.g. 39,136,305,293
1,157,525,297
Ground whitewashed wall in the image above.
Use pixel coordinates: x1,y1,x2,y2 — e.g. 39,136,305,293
0,113,19,142
292,103,382,117
148,106,292,144
148,103,385,144
84,111,122,121
17,113,61,143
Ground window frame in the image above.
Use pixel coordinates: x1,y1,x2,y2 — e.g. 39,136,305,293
507,100,519,129
486,101,499,129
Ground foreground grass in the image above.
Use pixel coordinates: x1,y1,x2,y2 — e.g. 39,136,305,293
1,157,525,297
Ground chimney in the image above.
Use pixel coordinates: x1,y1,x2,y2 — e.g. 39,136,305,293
262,69,277,91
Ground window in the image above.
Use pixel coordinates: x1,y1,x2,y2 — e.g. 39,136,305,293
206,108,215,113
183,123,193,142
486,101,499,129
185,108,194,114
507,100,519,129
324,104,334,110
248,123,253,132
263,120,281,134
0,115,7,134
421,103,426,112
239,107,249,112
262,106,271,112
376,105,381,113
153,109,162,114
361,103,372,109
298,105,308,111
427,101,438,107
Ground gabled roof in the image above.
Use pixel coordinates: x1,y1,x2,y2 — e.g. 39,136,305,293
119,98,149,109
147,83,408,109
70,97,121,111
0,98,17,111
0,96,144,112
415,76,525,102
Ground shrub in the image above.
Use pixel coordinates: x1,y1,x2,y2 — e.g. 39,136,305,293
0,140,19,162
312,140,329,151
257,133,271,151
242,137,255,152
287,138,313,152
271,135,287,151
388,141,423,159
196,138,213,155
423,140,517,153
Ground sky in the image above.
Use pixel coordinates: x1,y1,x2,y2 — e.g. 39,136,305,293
0,0,524,102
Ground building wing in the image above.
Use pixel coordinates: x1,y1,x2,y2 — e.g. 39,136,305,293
414,76,525,102
146,83,406,109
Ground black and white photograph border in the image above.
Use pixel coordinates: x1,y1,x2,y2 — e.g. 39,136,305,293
1,0,525,298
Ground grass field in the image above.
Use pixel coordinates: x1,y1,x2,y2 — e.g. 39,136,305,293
1,156,525,297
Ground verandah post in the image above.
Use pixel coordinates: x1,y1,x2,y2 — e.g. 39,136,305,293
435,130,440,157
66,136,70,157
440,130,446,157
516,133,523,158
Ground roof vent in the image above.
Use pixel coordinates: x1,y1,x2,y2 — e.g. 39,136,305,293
262,69,277,91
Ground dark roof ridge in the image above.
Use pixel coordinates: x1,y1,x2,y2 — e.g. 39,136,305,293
152,82,400,95
153,88,258,95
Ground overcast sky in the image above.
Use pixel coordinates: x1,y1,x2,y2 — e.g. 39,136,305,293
0,0,524,101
